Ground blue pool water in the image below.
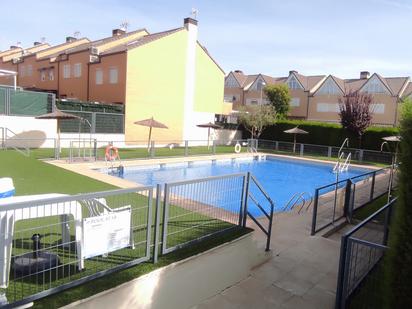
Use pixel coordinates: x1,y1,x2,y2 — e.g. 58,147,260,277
105,156,371,215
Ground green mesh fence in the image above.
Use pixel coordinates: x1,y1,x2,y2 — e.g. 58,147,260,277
9,90,49,116
59,111,124,134
0,88,5,114
95,113,124,133
60,111,93,133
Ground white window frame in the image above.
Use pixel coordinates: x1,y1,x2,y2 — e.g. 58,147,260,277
49,69,54,81
316,77,342,95
109,67,118,84
225,74,240,88
73,63,82,78
290,98,300,107
19,65,26,77
95,68,103,85
361,75,390,94
40,70,46,82
63,64,71,79
286,75,303,90
27,65,33,77
370,103,385,114
317,102,339,113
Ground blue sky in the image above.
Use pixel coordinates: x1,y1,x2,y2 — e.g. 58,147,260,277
1,0,411,78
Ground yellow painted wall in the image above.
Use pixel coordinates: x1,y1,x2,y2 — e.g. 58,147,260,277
193,44,225,114
124,30,188,142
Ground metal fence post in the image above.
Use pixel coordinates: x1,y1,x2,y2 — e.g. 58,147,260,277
242,172,251,227
335,235,350,309
150,141,155,158
328,146,332,158
161,183,170,254
311,189,319,235
239,174,248,226
184,140,188,156
275,141,279,151
91,112,96,134
93,139,97,161
300,144,304,157
344,180,353,221
383,202,394,246
212,140,216,155
153,184,162,263
370,171,376,201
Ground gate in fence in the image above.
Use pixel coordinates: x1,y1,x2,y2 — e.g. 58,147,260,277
335,198,396,309
0,172,274,308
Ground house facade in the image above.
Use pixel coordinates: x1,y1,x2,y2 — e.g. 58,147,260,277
225,70,410,126
0,18,230,142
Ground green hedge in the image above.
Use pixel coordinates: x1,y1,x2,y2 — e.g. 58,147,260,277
243,120,399,150
385,100,412,308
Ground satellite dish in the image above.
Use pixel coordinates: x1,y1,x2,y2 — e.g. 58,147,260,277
190,8,198,19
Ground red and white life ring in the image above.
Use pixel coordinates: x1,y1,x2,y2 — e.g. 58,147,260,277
105,145,119,161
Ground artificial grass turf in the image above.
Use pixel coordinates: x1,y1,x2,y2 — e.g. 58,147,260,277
0,151,115,195
0,150,244,307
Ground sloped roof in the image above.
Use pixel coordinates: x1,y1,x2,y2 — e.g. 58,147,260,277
100,27,183,55
402,82,412,98
385,77,410,96
43,28,148,59
293,73,326,91
36,38,90,60
343,78,367,93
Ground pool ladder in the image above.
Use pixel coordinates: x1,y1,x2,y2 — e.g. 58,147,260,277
283,192,313,214
333,152,351,173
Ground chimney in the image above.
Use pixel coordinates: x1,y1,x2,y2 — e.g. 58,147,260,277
234,70,244,74
66,36,77,43
182,16,199,141
289,70,298,75
10,45,19,49
33,41,42,46
360,71,370,79
112,28,126,36
184,17,198,30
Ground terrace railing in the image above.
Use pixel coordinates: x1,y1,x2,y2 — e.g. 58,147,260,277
311,166,395,235
335,198,396,309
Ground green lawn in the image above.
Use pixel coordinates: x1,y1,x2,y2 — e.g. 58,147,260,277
0,150,247,308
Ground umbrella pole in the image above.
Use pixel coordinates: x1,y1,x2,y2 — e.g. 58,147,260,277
293,134,296,153
207,127,210,149
147,126,152,152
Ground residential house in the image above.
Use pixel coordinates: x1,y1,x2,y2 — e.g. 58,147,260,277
225,70,410,126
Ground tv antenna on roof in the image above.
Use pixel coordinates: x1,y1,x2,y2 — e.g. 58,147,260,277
40,37,46,43
73,31,81,38
190,8,198,19
120,20,129,32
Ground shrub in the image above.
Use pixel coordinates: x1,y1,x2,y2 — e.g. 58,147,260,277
384,99,412,308
242,119,399,150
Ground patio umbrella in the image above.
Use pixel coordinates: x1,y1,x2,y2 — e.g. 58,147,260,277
134,117,168,150
283,126,309,153
36,109,82,157
196,122,222,149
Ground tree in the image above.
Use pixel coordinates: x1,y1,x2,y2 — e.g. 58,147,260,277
338,91,373,147
384,99,412,308
238,105,276,139
264,84,291,118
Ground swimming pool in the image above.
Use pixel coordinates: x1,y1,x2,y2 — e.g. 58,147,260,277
103,156,371,215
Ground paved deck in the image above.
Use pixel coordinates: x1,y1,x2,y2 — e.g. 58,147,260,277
192,211,341,309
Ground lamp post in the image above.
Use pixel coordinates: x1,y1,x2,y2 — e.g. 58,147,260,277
260,81,267,105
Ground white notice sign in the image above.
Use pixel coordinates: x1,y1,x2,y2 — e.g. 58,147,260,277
82,209,132,259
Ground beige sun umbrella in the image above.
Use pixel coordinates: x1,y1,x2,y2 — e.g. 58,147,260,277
283,126,309,153
134,117,168,150
36,109,83,158
197,122,222,149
